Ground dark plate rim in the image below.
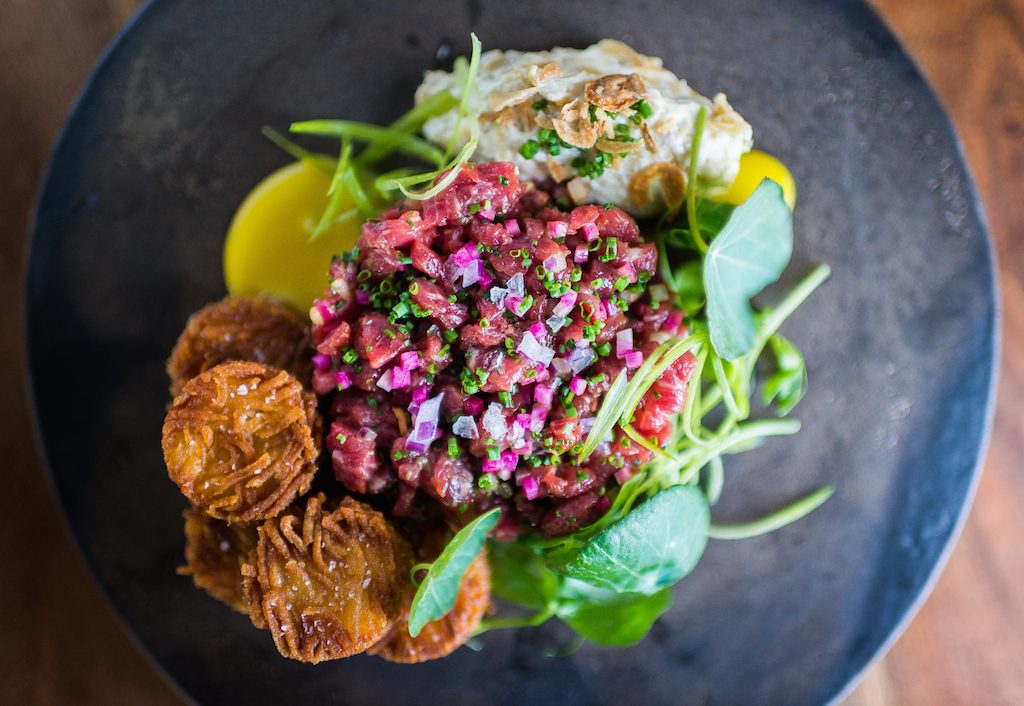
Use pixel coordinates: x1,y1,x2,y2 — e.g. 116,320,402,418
822,3,1001,702
20,1,196,703
21,1,1000,704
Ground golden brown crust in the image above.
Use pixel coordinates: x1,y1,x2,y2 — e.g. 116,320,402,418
628,161,687,212
241,494,414,663
178,508,257,612
162,361,321,522
369,528,492,664
166,296,312,396
584,73,647,114
552,97,600,149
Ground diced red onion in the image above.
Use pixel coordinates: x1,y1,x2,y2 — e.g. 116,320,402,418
553,290,578,317
521,475,540,500
552,357,572,377
504,295,524,317
543,254,566,273
569,376,587,395
505,219,521,236
406,438,428,453
546,314,567,333
452,415,478,439
517,331,554,365
574,245,589,263
534,384,553,406
580,416,596,433
317,303,339,325
391,366,411,388
482,458,501,474
477,206,496,221
465,396,484,416
410,393,444,450
312,353,331,371
546,220,568,238
580,222,599,242
400,351,420,371
489,286,509,304
355,290,371,306
530,405,547,432
450,243,479,268
616,329,634,358
649,283,669,302
462,259,485,287
624,350,644,369
515,413,531,429
500,451,518,472
662,310,684,332
482,402,508,440
412,385,430,404
478,270,493,288
507,273,525,297
334,370,352,390
567,345,596,374
376,369,395,391
359,427,378,441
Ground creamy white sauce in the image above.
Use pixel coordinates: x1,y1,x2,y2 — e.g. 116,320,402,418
416,39,753,215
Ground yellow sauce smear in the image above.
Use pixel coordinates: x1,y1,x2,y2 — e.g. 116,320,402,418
717,149,797,210
223,160,360,315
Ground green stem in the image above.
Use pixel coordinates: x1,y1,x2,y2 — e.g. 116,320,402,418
707,485,835,539
290,119,446,166
749,264,832,366
358,90,457,165
686,106,709,253
475,606,554,634
679,418,801,485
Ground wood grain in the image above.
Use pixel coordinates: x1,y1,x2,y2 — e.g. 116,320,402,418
0,1,1020,704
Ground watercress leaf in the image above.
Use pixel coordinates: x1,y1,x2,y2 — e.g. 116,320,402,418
762,332,807,414
695,199,736,240
564,486,709,594
487,539,560,610
673,259,705,314
704,179,793,360
556,578,674,646
408,508,500,636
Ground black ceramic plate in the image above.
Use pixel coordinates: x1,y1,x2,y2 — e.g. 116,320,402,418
26,1,997,704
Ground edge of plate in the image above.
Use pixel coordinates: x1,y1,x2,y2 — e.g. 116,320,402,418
824,2,1001,703
20,1,197,704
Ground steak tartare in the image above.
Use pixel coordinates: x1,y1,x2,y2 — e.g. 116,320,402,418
310,161,696,537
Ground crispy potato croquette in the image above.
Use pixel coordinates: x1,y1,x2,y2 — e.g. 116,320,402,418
162,362,321,522
241,494,414,663
369,532,491,664
178,508,257,612
167,296,312,396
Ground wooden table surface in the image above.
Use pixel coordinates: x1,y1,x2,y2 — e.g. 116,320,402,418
1,1,1020,703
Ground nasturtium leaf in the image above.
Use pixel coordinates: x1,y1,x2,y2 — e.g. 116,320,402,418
408,507,500,637
556,578,674,646
564,486,710,594
487,539,560,610
703,179,793,360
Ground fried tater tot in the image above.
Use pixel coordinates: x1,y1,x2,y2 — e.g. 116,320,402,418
167,296,312,396
369,527,491,663
162,362,321,522
177,507,257,612
241,494,414,663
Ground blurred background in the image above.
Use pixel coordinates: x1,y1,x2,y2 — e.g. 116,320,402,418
0,0,1020,703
